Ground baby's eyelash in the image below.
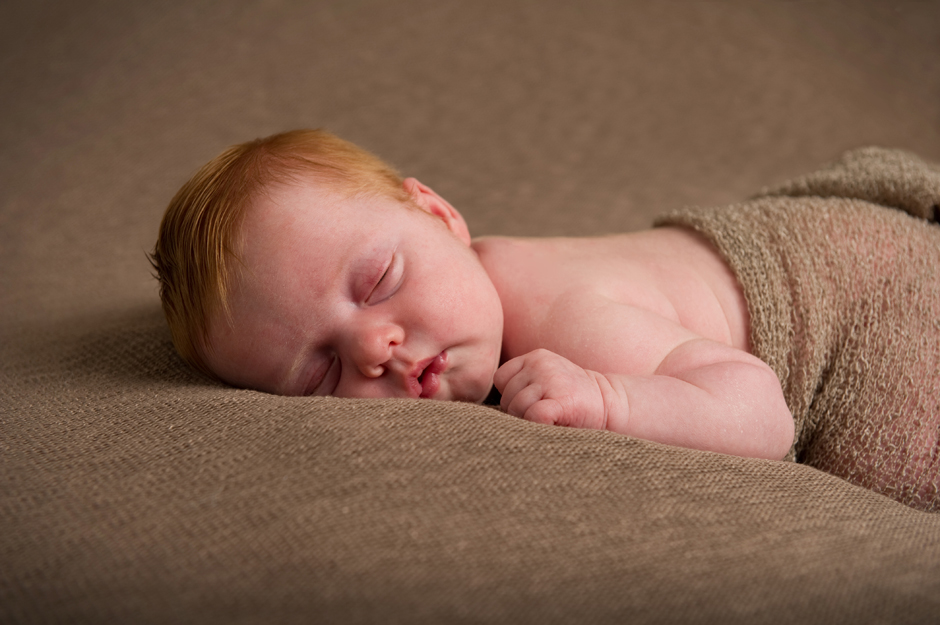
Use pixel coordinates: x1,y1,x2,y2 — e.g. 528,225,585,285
366,253,403,304
306,355,339,396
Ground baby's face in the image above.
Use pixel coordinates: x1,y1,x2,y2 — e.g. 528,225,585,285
203,178,504,403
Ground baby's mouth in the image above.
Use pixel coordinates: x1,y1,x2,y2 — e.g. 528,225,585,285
418,352,447,398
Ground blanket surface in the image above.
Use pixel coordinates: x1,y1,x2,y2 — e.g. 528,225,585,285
658,148,940,511
6,151,940,625
4,2,940,622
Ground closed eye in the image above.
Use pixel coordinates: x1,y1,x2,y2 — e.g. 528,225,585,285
365,252,403,304
305,355,341,396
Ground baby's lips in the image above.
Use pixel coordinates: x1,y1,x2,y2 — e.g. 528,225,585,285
419,352,447,398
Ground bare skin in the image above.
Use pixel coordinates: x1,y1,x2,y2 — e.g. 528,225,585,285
205,177,794,461
477,230,793,459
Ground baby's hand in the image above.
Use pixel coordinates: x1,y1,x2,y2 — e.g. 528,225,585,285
494,349,610,430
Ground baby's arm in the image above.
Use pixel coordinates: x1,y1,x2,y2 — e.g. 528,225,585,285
495,340,794,460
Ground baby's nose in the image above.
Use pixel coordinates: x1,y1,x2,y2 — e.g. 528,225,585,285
352,323,403,377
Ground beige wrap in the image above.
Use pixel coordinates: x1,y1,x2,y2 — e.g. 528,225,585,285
657,148,940,512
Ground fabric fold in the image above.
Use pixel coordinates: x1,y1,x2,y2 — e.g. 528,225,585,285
656,148,940,511
755,146,940,221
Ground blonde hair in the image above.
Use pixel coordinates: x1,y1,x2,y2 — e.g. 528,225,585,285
149,128,409,376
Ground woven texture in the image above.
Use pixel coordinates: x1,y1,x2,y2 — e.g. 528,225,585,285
4,1,940,622
658,148,940,511
4,312,940,624
758,146,940,220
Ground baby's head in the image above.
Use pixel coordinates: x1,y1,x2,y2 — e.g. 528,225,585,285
151,129,503,402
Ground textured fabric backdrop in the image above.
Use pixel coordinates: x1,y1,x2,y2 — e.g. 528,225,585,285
2,1,939,623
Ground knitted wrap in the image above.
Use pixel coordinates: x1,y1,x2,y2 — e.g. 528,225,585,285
656,147,940,511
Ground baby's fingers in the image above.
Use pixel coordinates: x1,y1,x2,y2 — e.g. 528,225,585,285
503,382,565,426
493,357,525,393
519,398,567,426
502,381,547,420
494,356,537,414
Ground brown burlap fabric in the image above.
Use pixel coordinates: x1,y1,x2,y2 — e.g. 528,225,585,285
4,311,940,624
4,154,940,622
4,2,940,622
758,146,940,221
658,148,940,512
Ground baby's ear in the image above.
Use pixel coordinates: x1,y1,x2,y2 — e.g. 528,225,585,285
402,178,471,245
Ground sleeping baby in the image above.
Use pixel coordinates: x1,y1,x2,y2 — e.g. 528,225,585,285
151,129,940,512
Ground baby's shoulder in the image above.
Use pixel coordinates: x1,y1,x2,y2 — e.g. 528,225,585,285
475,229,750,355
472,232,673,307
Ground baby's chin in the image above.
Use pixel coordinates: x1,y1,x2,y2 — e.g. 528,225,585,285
445,373,496,404
467,385,494,405
441,385,487,404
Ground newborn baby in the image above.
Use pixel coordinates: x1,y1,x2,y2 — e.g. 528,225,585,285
152,129,940,511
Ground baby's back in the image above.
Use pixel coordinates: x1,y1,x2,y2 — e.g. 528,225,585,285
474,227,751,375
